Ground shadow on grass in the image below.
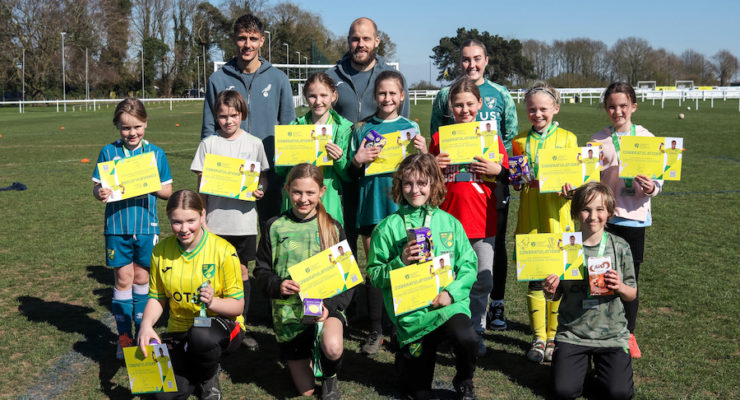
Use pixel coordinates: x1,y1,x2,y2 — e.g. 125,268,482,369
477,347,552,398
17,296,128,399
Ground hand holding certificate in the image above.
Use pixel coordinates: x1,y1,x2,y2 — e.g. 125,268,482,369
365,128,418,176
275,124,333,167
124,344,178,394
389,254,455,315
199,154,261,201
439,121,502,164
97,152,162,202
516,232,585,281
287,240,363,300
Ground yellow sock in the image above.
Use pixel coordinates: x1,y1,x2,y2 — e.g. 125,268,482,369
527,289,547,341
546,298,561,340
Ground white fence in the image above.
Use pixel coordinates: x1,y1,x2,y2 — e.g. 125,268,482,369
4,87,740,114
409,87,740,111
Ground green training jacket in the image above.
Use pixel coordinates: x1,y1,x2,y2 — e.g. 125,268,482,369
367,204,478,346
276,109,354,225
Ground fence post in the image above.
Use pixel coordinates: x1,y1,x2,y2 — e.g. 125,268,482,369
56,100,59,112
170,98,173,111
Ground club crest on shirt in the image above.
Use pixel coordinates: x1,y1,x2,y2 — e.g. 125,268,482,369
262,84,272,97
107,248,115,260
484,97,496,109
202,264,216,279
439,232,454,248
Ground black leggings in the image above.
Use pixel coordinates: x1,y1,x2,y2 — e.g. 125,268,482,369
551,341,634,400
396,313,478,399
491,184,510,301
155,317,244,400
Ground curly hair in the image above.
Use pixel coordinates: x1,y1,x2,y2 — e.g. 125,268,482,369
391,153,447,207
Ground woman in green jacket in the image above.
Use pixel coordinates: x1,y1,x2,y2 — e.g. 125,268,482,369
276,72,354,225
367,154,479,400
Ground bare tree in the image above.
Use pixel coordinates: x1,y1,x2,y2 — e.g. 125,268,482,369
610,37,653,84
522,39,554,80
713,50,738,86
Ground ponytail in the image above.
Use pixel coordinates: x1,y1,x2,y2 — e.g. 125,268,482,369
285,163,338,250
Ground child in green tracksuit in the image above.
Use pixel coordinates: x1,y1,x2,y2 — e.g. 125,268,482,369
367,153,479,400
276,72,354,224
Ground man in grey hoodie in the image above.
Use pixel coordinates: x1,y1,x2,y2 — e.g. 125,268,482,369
325,17,410,357
200,13,296,356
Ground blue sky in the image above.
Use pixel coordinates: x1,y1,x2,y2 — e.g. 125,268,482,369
288,0,740,85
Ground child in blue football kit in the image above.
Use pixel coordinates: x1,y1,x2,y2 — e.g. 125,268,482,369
92,98,172,359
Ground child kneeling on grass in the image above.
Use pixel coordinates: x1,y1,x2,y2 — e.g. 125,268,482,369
367,153,479,400
544,182,636,400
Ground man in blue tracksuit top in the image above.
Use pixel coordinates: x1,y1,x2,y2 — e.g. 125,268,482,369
325,17,410,355
199,13,296,354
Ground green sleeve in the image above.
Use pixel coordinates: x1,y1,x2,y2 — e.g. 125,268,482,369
430,88,451,135
331,121,353,182
500,89,519,153
441,219,478,303
367,217,406,289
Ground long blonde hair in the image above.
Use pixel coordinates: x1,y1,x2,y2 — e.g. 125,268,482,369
285,164,338,250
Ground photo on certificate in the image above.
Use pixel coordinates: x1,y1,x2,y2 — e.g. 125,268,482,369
124,344,177,394
240,160,261,201
478,120,501,161
396,128,417,145
559,232,585,280
580,146,602,184
662,137,683,180
314,124,333,164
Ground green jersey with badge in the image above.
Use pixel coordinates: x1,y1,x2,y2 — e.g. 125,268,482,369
367,205,478,347
254,210,351,343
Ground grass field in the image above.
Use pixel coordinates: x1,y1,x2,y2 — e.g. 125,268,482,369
0,98,738,399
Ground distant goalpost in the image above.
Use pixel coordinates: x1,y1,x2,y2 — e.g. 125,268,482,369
675,80,694,90
636,81,656,90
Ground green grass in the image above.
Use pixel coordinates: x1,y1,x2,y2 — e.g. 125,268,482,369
0,99,738,399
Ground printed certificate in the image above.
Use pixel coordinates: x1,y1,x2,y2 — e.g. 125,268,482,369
389,254,455,316
618,136,665,179
581,146,602,184
438,121,501,164
288,240,362,300
516,233,584,281
124,344,177,394
536,148,583,193
275,124,332,167
199,154,260,201
97,152,161,202
365,129,418,176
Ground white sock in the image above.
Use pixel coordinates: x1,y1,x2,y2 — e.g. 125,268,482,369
113,288,133,300
132,283,149,295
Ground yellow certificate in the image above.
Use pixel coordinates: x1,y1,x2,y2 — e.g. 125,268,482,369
537,148,583,193
662,137,683,180
438,121,501,164
97,152,161,202
275,124,333,167
365,129,417,176
199,154,260,201
516,233,583,281
389,254,455,316
124,344,178,394
618,136,665,179
288,240,363,300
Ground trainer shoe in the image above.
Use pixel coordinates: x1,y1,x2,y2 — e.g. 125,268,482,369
476,334,487,358
544,339,556,362
487,302,507,331
628,333,642,359
198,365,221,400
116,332,134,360
321,375,340,400
453,379,478,400
526,339,546,363
241,331,259,351
361,331,383,355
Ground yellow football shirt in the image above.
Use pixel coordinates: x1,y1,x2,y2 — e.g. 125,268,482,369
150,229,245,332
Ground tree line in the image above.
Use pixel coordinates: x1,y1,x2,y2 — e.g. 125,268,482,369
2,1,738,100
1,0,396,100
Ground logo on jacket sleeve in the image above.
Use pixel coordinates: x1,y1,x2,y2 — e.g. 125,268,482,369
262,84,272,97
439,232,454,248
